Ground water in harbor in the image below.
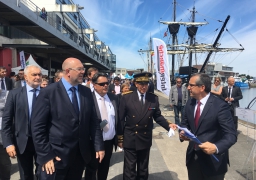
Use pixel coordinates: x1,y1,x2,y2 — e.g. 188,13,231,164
240,88,256,110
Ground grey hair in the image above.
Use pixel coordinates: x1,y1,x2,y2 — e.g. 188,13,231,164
24,65,41,75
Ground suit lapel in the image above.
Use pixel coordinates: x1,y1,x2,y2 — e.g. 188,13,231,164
139,93,151,120
132,91,141,115
58,81,77,118
195,95,213,133
21,86,29,128
78,85,85,120
108,93,118,128
92,91,101,119
189,98,197,133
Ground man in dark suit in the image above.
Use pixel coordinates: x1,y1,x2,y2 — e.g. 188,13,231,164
180,73,237,180
0,66,13,90
2,65,42,180
117,72,176,180
14,69,26,89
31,58,105,180
85,67,98,91
221,76,243,130
85,72,118,180
108,76,121,94
0,66,13,180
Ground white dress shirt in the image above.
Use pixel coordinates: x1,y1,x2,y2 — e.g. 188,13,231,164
95,92,116,141
137,90,146,103
114,85,120,94
194,93,210,117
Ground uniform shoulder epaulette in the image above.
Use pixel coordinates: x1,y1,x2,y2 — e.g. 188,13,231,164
122,91,133,95
149,92,158,96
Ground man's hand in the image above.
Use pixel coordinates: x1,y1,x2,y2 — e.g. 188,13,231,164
169,124,177,130
96,151,105,163
42,156,61,175
179,131,190,141
170,104,173,108
225,97,229,101
6,145,16,158
198,142,217,155
118,143,123,148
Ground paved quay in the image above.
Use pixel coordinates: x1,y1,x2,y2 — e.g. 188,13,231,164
10,91,256,180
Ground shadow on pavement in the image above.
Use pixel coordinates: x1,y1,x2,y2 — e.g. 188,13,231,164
109,171,179,180
109,151,124,167
10,162,19,175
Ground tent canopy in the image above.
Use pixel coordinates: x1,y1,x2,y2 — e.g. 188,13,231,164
11,55,48,75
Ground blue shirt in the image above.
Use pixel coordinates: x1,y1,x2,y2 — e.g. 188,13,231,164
61,78,80,110
26,84,40,118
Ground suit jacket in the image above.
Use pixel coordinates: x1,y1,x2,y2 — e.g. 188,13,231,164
14,80,23,89
117,91,170,150
221,86,243,108
108,84,121,94
92,92,118,150
3,77,13,90
169,85,188,106
31,81,104,168
181,93,237,176
1,86,30,154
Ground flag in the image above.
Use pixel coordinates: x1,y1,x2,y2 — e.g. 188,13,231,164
19,51,26,69
150,51,154,56
152,38,171,96
163,31,168,38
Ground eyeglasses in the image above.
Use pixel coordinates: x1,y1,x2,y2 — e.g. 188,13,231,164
69,67,85,72
95,82,109,86
215,80,220,82
176,81,182,83
188,83,199,87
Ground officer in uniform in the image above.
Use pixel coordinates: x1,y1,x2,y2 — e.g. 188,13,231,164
117,72,176,180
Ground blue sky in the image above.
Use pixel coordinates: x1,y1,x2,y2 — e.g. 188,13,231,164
76,0,256,76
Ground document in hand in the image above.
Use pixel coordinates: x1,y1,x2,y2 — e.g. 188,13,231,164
177,126,219,162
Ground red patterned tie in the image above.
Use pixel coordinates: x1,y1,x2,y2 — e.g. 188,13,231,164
194,101,201,128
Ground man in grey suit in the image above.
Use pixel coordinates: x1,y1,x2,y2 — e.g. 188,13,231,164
14,69,26,89
2,65,42,180
85,72,119,180
169,77,188,125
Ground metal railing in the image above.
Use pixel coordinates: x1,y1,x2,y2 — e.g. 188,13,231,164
16,0,114,69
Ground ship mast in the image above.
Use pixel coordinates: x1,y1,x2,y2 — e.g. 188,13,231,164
187,6,197,79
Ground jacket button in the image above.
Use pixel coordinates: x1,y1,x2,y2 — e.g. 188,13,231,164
135,131,138,134
149,117,150,119
136,124,138,126
145,125,147,127
144,132,146,134
133,115,135,118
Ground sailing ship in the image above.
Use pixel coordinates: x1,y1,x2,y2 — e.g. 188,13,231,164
156,0,244,86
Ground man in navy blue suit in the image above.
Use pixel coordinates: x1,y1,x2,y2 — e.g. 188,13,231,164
31,58,105,180
180,73,237,180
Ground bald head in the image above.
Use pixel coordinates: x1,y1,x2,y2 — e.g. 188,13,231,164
62,57,85,86
62,58,82,72
227,76,235,87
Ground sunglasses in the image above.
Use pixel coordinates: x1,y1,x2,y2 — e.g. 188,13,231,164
95,82,109,86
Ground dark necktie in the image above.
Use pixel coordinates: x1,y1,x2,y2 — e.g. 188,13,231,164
228,87,231,98
194,101,201,128
1,79,5,90
141,94,144,106
70,87,79,117
31,88,37,111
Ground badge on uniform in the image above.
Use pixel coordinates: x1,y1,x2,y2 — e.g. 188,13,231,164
148,107,155,110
